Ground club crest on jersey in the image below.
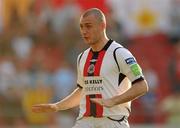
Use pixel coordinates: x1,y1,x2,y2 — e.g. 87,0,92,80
125,57,136,65
90,59,97,63
88,64,95,74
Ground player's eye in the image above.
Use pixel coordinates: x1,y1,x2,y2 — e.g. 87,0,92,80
86,25,92,29
80,24,83,29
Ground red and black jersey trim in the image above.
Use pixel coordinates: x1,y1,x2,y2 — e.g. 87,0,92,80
84,94,103,117
83,39,113,117
83,39,113,76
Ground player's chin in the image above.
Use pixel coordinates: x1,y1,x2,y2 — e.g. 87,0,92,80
85,40,95,46
84,40,91,45
83,38,90,44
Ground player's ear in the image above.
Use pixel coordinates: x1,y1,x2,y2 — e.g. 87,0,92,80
100,22,106,30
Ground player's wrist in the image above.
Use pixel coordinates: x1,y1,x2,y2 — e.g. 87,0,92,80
111,96,121,106
52,103,59,112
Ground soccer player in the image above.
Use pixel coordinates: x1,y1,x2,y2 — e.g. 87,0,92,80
32,8,149,128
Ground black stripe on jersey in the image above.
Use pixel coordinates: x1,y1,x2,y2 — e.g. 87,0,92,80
103,39,113,50
114,47,124,86
78,52,84,66
118,73,126,86
132,77,144,85
125,106,131,113
107,116,126,122
77,52,84,88
77,84,83,88
113,47,123,72
88,52,99,76
89,94,96,117
90,39,113,53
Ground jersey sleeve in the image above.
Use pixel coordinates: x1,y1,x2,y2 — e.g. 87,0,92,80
115,48,144,83
77,53,83,88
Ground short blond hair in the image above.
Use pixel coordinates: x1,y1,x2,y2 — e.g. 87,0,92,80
81,8,106,23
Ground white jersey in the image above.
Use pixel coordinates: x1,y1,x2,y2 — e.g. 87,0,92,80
77,39,144,119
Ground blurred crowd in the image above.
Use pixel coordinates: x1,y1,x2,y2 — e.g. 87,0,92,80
0,0,180,127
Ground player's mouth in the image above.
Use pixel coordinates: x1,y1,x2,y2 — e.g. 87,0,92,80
83,36,89,40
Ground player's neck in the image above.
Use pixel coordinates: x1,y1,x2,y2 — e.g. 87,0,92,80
91,37,109,52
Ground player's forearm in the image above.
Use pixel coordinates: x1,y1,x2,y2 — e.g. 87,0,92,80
112,80,148,105
55,87,82,111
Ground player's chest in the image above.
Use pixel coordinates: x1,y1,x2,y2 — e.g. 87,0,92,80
79,50,118,77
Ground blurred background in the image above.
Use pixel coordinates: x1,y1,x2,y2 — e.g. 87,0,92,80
0,0,180,127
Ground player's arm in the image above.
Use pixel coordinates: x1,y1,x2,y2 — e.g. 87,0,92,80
55,87,82,110
97,79,148,107
32,87,82,113
91,48,149,107
32,53,84,113
113,79,148,105
91,79,148,108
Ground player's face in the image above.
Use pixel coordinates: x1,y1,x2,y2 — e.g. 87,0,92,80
80,15,103,45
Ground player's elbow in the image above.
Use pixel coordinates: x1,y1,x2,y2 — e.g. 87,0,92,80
134,79,149,96
141,80,149,95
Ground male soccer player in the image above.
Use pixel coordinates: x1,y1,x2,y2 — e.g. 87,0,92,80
32,8,149,128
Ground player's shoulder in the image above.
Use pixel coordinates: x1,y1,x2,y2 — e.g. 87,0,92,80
77,48,90,57
111,40,124,49
77,48,90,62
110,40,129,52
111,40,133,58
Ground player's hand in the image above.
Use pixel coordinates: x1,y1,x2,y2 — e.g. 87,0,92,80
32,103,58,113
90,98,115,108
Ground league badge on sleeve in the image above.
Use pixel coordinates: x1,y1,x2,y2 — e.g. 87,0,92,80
125,57,136,65
130,64,142,76
125,57,142,76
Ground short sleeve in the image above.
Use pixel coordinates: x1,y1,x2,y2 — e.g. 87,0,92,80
115,48,144,83
77,53,83,88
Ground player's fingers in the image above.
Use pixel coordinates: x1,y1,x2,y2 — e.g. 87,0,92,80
32,104,48,107
32,104,49,112
90,98,103,105
32,106,42,113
